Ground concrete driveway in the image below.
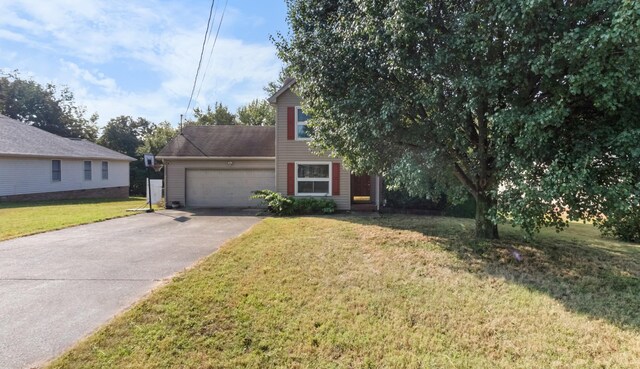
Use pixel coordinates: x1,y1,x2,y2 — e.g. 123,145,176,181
0,209,262,369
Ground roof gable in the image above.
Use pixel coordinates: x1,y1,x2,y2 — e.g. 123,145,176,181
267,77,296,105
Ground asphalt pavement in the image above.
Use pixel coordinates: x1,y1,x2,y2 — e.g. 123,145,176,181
0,209,262,369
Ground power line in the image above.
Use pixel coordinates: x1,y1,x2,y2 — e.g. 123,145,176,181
183,0,216,119
193,0,229,109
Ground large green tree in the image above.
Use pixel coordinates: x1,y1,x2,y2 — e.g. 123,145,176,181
237,99,274,126
137,121,177,156
98,116,152,157
99,116,154,195
277,0,640,239
0,71,98,141
187,102,236,125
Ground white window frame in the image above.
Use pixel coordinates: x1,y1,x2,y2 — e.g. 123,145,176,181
295,161,332,196
101,161,109,180
52,160,61,182
84,160,92,181
294,106,312,141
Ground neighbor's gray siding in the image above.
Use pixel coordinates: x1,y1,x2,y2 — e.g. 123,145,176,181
0,157,129,197
163,159,275,206
275,89,351,210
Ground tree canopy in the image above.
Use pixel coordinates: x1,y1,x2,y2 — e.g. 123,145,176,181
98,116,152,158
137,121,177,156
277,0,640,239
237,99,274,126
0,71,98,141
187,102,236,125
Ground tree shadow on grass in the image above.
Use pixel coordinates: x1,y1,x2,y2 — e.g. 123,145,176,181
342,214,640,331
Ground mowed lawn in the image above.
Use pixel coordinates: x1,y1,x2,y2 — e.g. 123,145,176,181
49,216,640,368
0,197,146,241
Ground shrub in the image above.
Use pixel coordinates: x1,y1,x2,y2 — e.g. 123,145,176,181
251,190,337,216
598,210,640,242
251,189,295,215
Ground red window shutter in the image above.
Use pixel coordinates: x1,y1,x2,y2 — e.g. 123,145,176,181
332,162,340,196
287,163,295,195
287,107,295,140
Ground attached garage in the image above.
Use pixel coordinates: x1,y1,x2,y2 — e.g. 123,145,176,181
186,169,274,208
157,125,276,209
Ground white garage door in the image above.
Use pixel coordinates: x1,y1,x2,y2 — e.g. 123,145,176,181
186,169,275,208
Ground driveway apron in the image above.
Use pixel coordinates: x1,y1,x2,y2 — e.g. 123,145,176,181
0,209,261,369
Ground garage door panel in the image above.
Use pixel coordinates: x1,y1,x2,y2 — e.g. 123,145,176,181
186,169,275,208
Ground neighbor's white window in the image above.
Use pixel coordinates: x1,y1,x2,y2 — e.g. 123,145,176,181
296,162,331,196
295,106,312,140
52,160,61,182
84,161,92,181
101,161,109,180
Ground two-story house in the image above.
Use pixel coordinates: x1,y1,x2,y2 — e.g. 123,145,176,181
158,78,381,211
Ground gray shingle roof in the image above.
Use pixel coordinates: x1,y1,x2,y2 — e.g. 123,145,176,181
267,77,296,104
0,114,134,161
157,125,275,158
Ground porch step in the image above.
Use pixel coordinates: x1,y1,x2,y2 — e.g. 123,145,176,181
351,203,377,212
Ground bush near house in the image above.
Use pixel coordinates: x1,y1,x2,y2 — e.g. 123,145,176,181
383,188,476,219
251,189,336,215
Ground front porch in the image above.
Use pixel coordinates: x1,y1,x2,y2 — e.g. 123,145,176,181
350,174,381,212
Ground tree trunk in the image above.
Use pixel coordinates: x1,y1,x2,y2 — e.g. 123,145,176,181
475,193,499,239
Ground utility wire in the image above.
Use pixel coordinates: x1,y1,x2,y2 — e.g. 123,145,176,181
193,0,229,109
183,0,216,119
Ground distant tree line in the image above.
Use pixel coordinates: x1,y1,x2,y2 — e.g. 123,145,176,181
0,71,281,195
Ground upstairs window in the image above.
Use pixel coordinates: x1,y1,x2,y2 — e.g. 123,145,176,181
52,160,61,182
84,161,92,181
296,107,312,140
102,161,109,180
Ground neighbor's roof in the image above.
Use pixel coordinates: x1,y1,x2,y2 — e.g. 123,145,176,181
0,114,134,161
157,125,275,158
267,77,296,105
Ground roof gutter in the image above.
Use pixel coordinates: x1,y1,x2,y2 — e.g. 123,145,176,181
156,156,275,160
0,153,135,161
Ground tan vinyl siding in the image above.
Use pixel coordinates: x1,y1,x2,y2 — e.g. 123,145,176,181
163,159,275,206
275,89,351,210
0,157,129,197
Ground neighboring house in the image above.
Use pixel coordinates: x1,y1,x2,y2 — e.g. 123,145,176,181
158,78,381,211
0,114,134,201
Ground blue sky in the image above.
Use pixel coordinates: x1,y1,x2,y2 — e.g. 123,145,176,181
0,0,289,126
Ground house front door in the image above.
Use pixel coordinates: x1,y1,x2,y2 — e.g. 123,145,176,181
351,174,371,203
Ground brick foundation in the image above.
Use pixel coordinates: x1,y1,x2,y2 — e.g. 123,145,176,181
0,186,130,202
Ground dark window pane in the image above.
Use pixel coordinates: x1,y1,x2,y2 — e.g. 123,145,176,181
102,161,108,180
84,161,92,180
297,180,329,194
298,181,314,193
298,164,329,178
52,160,61,181
297,124,310,138
297,109,309,122
313,181,329,194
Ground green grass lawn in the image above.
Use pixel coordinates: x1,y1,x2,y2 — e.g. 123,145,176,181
0,197,147,241
48,215,640,368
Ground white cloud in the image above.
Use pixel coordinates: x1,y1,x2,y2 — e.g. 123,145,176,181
62,61,118,93
0,0,283,126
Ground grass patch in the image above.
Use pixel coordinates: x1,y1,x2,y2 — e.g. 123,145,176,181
48,215,640,368
0,197,147,241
